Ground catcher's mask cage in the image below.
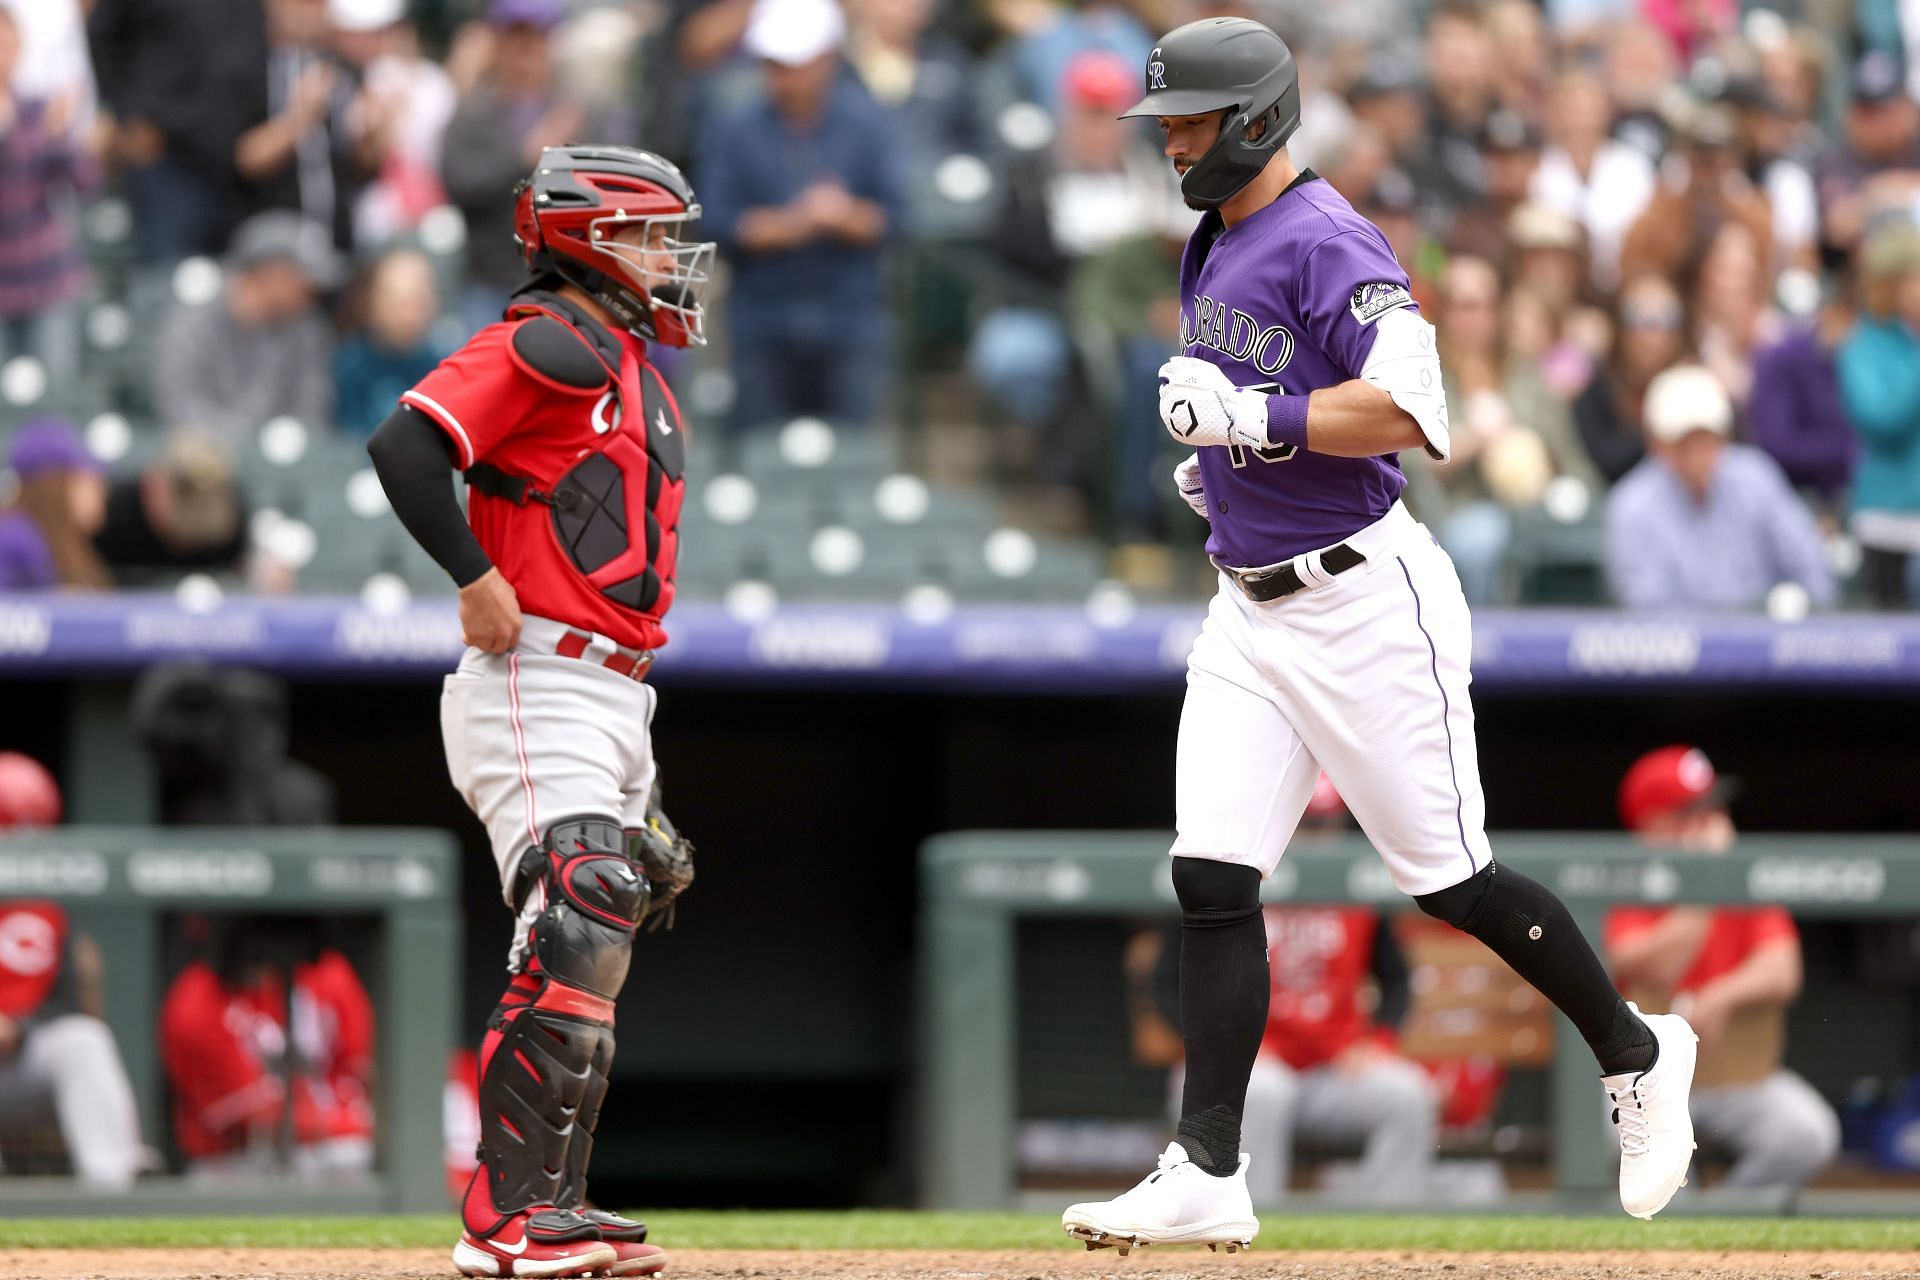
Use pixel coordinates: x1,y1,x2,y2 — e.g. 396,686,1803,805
514,145,717,347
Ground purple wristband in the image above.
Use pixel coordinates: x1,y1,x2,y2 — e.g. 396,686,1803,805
1264,393,1310,450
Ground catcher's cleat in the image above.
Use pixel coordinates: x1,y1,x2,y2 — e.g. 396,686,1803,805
1061,1143,1259,1253
604,1242,667,1276
452,1208,618,1278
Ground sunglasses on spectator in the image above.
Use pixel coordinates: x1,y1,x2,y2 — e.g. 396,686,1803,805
1623,304,1682,331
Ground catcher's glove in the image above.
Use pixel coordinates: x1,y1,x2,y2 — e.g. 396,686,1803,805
628,784,695,931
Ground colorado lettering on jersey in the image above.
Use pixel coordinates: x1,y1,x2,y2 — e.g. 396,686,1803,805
1182,294,1295,376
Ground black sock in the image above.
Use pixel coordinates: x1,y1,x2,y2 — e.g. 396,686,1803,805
1170,859,1269,1177
1415,863,1655,1077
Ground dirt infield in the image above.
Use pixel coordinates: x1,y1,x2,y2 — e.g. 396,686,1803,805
3,1249,1919,1280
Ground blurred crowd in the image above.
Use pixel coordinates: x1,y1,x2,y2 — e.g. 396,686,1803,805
0,0,1914,609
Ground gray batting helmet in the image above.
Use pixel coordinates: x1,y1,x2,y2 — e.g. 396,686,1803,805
1121,18,1302,210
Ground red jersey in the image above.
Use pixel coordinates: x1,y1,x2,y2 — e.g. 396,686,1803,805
159,952,375,1160
401,297,687,651
0,901,66,1018
1604,907,1799,995
1260,907,1394,1070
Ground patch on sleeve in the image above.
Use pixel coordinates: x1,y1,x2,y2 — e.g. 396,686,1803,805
1348,282,1414,325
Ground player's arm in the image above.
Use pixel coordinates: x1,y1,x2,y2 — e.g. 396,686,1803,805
366,406,522,652
1297,379,1430,458
1692,936,1801,1013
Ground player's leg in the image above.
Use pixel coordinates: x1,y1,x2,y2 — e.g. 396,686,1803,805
1693,1072,1839,1193
1063,591,1315,1251
1269,523,1693,1216
442,652,642,1277
545,710,669,1277
1290,1058,1439,1201
18,1014,144,1188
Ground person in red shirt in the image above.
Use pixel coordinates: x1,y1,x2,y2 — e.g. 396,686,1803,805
1604,746,1839,1194
158,940,375,1178
367,144,709,1279
0,756,145,1189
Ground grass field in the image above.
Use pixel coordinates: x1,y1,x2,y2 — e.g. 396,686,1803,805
2,1212,1915,1253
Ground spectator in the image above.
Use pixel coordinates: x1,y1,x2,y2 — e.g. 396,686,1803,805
1414,1,1496,216
234,0,384,251
968,51,1178,485
1502,203,1597,365
1748,278,1857,516
845,0,979,185
1573,273,1687,483
0,758,147,1190
1690,221,1781,411
87,0,267,261
334,247,446,438
1601,18,1676,163
698,0,904,431
0,418,110,591
1606,745,1840,1195
1724,76,1819,274
0,0,96,133
1529,65,1655,290
1447,108,1543,266
1604,364,1834,611
1836,221,1920,609
986,0,1153,117
0,4,99,389
93,433,250,585
332,0,456,249
159,924,373,1179
1815,52,1920,259
152,210,339,441
1618,100,1772,293
1405,255,1599,604
441,0,589,332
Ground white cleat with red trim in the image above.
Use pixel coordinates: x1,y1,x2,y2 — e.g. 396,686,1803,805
452,1209,619,1277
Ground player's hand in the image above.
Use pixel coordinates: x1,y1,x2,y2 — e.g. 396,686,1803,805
1173,453,1209,520
459,568,523,653
1158,356,1271,450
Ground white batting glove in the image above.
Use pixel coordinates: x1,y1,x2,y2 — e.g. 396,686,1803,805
1158,356,1271,449
1174,453,1209,520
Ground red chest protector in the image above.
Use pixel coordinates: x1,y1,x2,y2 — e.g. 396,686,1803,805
0,901,67,1018
465,296,687,626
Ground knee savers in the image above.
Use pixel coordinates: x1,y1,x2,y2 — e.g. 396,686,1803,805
1171,857,1262,925
515,817,652,1000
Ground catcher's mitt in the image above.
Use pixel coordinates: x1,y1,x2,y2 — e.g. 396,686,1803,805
628,782,695,931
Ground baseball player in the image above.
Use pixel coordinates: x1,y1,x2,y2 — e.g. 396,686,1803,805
368,144,706,1279
1062,21,1698,1253
0,755,146,1189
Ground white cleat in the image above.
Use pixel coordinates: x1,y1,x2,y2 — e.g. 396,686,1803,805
1608,1004,1699,1220
1062,1142,1259,1254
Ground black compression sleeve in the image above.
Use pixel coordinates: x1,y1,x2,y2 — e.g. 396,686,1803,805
366,406,494,589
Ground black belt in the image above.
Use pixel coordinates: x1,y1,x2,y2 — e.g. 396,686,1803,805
1223,543,1367,602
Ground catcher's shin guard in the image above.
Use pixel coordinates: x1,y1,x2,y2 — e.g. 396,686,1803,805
465,818,650,1239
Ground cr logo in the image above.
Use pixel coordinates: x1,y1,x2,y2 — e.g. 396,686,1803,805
1147,53,1166,90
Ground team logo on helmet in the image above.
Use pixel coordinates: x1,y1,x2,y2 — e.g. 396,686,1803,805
1147,50,1166,90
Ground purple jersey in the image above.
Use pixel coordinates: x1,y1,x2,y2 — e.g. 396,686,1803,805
1178,172,1421,566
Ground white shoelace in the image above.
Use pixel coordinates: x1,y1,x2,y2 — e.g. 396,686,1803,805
1143,1147,1188,1185
1613,1085,1649,1157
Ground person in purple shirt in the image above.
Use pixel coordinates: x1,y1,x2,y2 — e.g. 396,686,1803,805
1061,18,1697,1251
1747,285,1857,511
1605,364,1835,611
0,417,110,592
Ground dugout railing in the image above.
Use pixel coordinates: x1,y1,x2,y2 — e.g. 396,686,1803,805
917,831,1920,1212
0,828,459,1213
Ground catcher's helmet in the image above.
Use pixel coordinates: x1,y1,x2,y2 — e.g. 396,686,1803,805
0,753,61,829
513,145,716,347
1121,18,1301,210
